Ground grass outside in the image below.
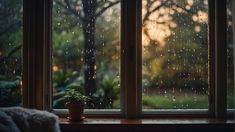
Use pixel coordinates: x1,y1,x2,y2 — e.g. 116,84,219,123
142,94,208,109
142,94,234,109
113,94,234,109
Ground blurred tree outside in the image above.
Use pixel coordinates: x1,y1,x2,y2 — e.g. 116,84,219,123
53,0,121,108
54,0,120,96
0,0,22,106
142,0,209,109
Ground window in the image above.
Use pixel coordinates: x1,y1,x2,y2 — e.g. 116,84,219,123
0,0,23,107
52,0,121,109
20,0,233,118
142,0,209,110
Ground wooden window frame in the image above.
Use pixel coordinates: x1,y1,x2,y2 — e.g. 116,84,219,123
23,0,52,110
22,0,232,119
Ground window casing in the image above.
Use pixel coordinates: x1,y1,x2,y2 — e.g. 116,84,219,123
22,0,233,119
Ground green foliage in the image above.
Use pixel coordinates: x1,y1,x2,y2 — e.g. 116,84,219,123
0,0,22,107
227,94,234,109
65,87,90,104
53,69,85,108
143,42,208,92
0,76,21,106
90,78,120,109
52,2,84,76
0,0,22,57
53,75,120,109
53,69,83,91
52,2,121,109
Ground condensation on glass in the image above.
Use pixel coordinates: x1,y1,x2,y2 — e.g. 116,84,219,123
142,0,209,109
226,0,234,109
0,0,23,106
52,0,120,109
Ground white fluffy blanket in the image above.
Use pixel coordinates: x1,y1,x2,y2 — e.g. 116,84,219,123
0,107,60,132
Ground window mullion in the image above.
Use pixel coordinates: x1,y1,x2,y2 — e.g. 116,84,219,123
121,0,141,118
23,0,52,110
214,0,227,119
136,0,142,117
208,0,215,117
44,0,53,111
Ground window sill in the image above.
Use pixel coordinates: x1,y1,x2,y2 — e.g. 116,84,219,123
59,118,234,132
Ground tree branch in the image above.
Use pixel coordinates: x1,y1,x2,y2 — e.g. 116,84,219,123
143,27,151,40
143,21,165,41
95,1,120,18
55,0,84,22
8,45,22,57
143,0,170,23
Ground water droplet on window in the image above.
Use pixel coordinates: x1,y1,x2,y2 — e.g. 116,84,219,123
172,96,176,102
194,97,197,103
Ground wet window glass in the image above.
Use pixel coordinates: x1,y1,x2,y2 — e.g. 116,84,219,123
52,0,120,109
0,0,23,107
142,0,209,109
227,0,234,109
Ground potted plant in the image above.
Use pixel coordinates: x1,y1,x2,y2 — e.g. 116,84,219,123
65,88,90,121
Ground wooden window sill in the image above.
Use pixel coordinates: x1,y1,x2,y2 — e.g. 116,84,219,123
59,118,234,132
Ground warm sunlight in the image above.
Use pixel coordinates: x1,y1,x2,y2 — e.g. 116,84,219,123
142,0,208,48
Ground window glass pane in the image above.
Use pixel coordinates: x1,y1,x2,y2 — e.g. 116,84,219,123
142,0,208,109
227,0,234,109
0,0,23,106
52,0,120,109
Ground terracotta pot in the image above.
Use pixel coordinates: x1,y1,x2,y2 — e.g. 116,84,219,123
66,102,85,121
